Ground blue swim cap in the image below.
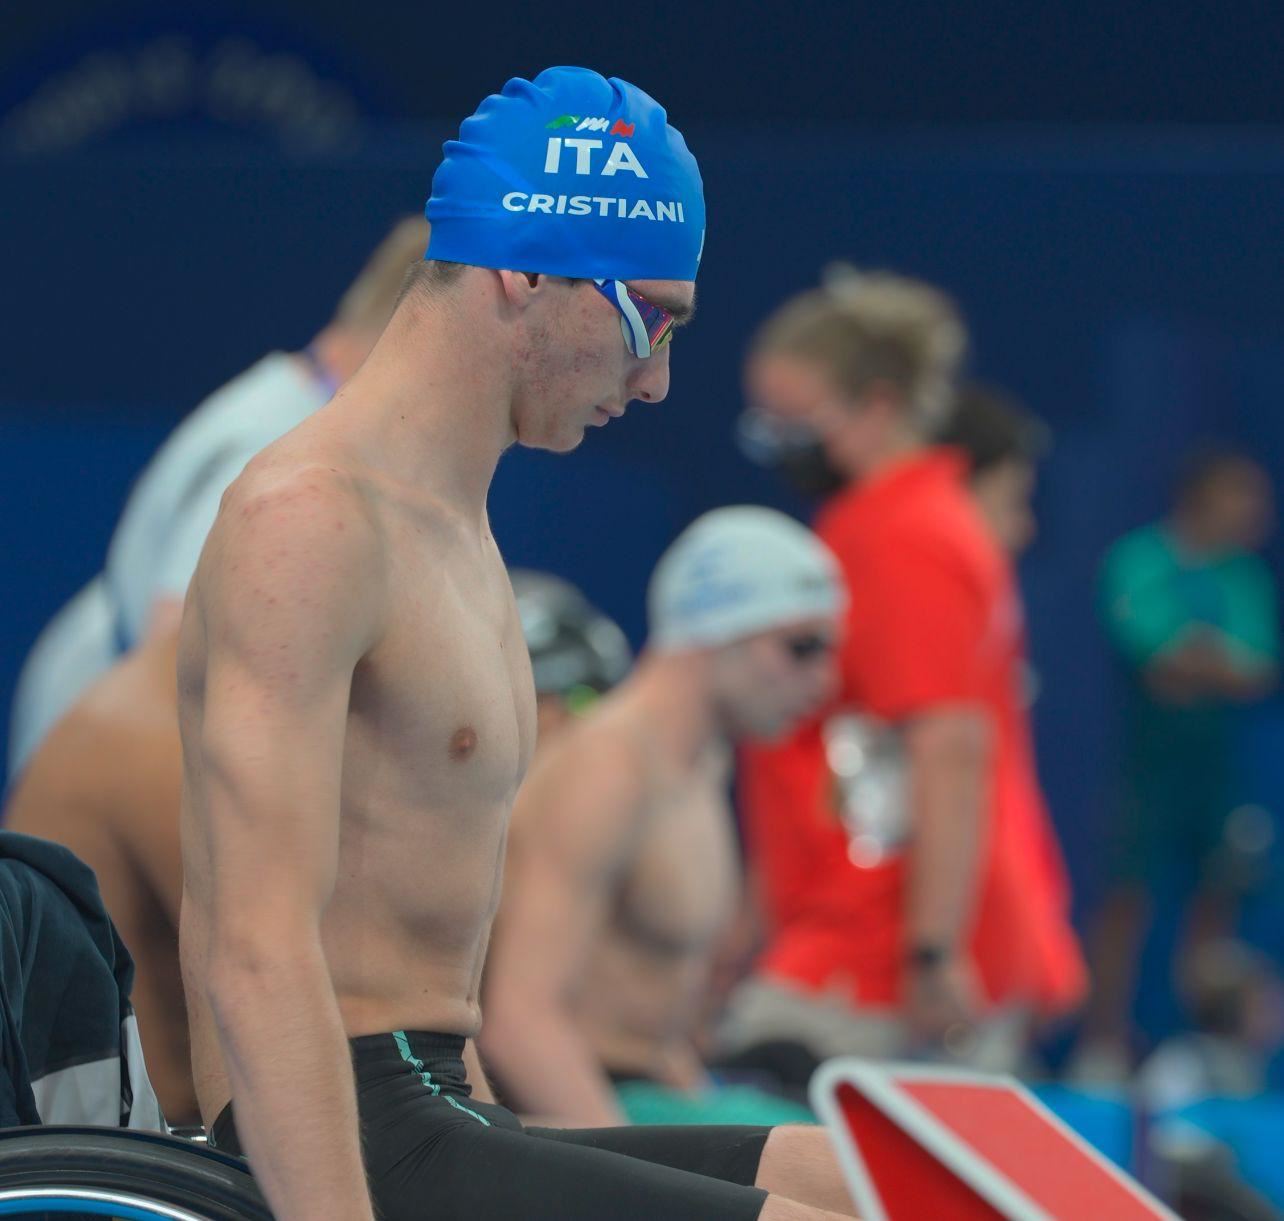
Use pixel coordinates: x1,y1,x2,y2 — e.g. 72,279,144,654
425,67,704,283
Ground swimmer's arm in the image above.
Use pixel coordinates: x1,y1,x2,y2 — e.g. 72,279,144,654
483,737,645,1127
194,478,382,1221
690,885,763,1065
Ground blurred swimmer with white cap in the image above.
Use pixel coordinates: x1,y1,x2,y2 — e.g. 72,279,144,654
486,506,845,1130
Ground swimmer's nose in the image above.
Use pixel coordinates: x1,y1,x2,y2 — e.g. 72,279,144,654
628,345,671,405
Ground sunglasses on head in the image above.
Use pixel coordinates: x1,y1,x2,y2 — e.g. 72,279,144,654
782,632,835,663
593,279,676,359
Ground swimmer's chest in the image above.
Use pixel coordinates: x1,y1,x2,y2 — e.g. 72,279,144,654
346,539,536,811
614,785,740,955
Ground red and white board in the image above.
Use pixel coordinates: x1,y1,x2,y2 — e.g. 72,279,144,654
809,1058,1178,1221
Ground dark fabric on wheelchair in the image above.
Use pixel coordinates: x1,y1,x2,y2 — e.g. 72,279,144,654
0,831,158,1128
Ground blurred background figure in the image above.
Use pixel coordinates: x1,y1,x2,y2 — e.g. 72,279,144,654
510,569,633,750
1140,940,1284,1221
723,268,1084,1083
485,508,844,1128
1137,938,1284,1112
7,215,431,779
936,380,1050,558
1073,449,1279,1083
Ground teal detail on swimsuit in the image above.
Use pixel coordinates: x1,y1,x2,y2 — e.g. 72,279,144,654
393,1031,491,1126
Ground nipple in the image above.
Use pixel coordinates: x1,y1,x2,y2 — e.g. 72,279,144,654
449,727,478,761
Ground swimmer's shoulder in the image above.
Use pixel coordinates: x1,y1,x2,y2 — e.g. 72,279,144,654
204,446,385,573
219,432,369,518
551,691,649,770
192,449,391,641
215,434,462,557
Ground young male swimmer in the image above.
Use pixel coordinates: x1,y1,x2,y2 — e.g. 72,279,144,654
178,67,857,1220
485,507,844,1129
3,220,431,1126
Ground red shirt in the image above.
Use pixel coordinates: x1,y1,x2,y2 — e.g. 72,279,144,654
741,450,1085,1014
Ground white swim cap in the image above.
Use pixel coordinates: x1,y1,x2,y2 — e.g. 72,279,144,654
648,506,846,651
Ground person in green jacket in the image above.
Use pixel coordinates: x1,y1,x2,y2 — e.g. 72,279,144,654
1072,448,1278,1081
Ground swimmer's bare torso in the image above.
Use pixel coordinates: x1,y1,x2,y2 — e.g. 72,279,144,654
178,415,536,1133
573,703,740,1079
487,676,740,1122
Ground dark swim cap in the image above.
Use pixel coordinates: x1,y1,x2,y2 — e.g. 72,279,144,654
510,570,632,698
426,67,704,282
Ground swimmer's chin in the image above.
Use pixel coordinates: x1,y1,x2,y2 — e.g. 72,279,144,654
513,406,620,453
521,429,592,455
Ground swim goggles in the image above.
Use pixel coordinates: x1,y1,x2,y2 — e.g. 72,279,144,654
593,279,676,359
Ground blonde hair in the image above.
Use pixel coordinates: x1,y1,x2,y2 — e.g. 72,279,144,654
751,264,967,432
332,215,432,333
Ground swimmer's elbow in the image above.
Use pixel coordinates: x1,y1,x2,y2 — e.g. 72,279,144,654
205,919,326,1012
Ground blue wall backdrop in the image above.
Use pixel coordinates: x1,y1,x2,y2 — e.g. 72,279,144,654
8,0,1284,129
6,2,1284,1042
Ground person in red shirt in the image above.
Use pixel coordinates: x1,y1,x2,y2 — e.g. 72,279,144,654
720,269,1084,1075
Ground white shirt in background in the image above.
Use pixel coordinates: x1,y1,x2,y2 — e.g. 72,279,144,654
8,353,331,778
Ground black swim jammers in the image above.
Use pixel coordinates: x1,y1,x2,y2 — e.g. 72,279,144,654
210,1030,771,1221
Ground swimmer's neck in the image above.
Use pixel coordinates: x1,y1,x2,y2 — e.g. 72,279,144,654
324,288,519,515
